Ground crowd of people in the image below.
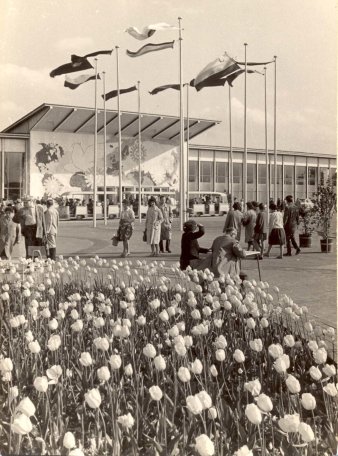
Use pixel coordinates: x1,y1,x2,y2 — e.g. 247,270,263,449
0,196,59,261
179,195,302,277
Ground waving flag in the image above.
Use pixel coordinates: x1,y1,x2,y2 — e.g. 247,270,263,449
190,78,228,91
82,49,113,58
149,84,180,95
126,41,175,58
125,23,178,40
236,59,274,66
64,73,100,90
193,53,240,90
102,85,137,101
50,57,93,78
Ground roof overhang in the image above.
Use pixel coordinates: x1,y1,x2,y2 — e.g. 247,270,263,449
2,103,220,142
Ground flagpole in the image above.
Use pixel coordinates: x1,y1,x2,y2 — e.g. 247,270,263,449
138,80,142,223
273,56,277,202
93,58,98,228
178,17,184,231
229,84,233,201
243,43,248,206
103,71,107,226
264,67,269,213
186,82,189,221
116,46,123,216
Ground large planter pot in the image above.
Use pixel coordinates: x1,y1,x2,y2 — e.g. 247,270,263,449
299,234,312,248
320,238,334,253
57,206,70,220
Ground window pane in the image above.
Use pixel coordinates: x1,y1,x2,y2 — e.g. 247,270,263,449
270,165,282,184
4,152,24,200
189,161,198,183
296,166,306,186
329,168,336,187
247,163,256,184
258,164,267,184
308,167,316,186
216,162,228,183
233,163,242,184
200,162,212,183
284,165,293,185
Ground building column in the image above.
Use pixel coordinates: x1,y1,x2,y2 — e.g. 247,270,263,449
281,157,285,200
213,150,216,192
305,159,308,199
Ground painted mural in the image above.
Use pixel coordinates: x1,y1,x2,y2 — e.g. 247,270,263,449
30,131,179,198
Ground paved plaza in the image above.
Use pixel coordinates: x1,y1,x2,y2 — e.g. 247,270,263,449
49,216,337,330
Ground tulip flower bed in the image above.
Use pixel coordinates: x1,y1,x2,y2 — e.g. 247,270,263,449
0,256,337,456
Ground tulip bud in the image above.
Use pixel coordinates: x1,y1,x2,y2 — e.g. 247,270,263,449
197,391,212,410
79,352,92,367
301,393,316,410
85,388,101,408
195,434,215,456
256,393,273,412
177,366,191,382
124,363,133,376
97,366,110,382
33,376,49,393
149,385,163,401
17,397,36,417
47,334,61,351
11,413,33,435
154,355,166,371
63,431,76,449
117,412,135,429
143,343,156,358
245,403,262,425
233,349,245,363
186,395,203,415
286,374,301,394
109,354,122,370
298,422,315,443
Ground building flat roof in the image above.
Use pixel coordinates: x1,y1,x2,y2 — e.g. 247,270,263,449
1,103,220,142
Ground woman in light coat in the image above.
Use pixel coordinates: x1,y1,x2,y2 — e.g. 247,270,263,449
145,197,163,257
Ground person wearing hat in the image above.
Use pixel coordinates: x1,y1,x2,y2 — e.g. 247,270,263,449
19,196,46,258
180,219,209,270
0,207,20,260
44,198,59,260
117,199,135,257
145,197,163,256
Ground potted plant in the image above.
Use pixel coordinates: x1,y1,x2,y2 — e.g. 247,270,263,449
298,199,316,248
312,177,337,253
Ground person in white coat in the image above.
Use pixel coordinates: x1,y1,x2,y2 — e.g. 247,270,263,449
44,198,59,260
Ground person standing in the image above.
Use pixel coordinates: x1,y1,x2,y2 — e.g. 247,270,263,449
145,197,163,257
252,203,268,259
242,202,257,250
19,196,46,258
0,207,20,260
117,199,135,257
44,198,59,260
158,195,173,253
223,202,243,241
283,195,301,256
265,203,285,259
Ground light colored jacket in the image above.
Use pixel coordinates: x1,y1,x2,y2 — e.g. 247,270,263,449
45,206,59,235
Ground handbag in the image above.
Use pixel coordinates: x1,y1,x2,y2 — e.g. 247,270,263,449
112,235,119,246
143,230,147,242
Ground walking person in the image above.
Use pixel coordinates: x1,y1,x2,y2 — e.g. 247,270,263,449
19,196,46,258
252,203,268,259
44,198,59,260
158,195,173,253
242,202,257,250
283,195,301,256
117,199,135,257
0,207,20,260
265,203,286,259
145,197,163,257
223,202,243,241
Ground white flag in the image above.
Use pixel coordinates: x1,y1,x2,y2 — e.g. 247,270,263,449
125,22,178,40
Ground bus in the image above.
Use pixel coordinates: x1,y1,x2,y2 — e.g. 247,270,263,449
188,192,230,216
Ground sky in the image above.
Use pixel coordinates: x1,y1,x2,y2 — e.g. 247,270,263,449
0,0,337,155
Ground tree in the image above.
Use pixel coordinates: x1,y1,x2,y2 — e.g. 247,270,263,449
312,178,337,239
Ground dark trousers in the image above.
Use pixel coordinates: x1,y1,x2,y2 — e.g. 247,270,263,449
285,229,299,254
23,225,42,258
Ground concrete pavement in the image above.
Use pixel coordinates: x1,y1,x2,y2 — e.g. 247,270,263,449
51,216,337,330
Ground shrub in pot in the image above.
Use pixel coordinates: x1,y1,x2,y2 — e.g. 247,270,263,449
297,199,316,248
312,178,337,252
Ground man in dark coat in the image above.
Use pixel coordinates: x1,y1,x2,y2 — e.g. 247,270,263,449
283,195,301,256
180,220,209,270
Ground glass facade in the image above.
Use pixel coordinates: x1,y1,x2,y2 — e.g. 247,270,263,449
4,152,25,200
188,160,198,191
295,166,306,198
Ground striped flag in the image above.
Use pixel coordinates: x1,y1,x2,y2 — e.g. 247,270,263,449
125,23,178,40
50,57,93,78
102,85,137,101
193,53,240,90
126,41,175,58
149,84,180,95
64,73,100,90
